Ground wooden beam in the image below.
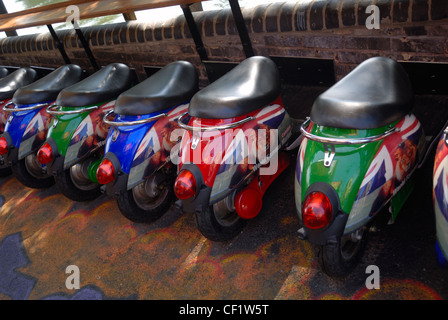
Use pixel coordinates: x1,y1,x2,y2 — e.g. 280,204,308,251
122,12,137,21
0,0,17,36
0,0,207,32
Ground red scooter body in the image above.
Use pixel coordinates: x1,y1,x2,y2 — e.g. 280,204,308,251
174,56,296,241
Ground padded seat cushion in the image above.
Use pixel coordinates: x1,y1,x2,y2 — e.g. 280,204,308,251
13,64,83,105
0,68,38,101
114,61,198,116
188,56,281,119
310,57,413,129
56,63,132,107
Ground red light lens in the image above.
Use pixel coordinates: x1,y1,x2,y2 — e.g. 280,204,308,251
302,191,332,229
174,170,197,200
96,159,115,185
0,137,8,155
37,142,53,165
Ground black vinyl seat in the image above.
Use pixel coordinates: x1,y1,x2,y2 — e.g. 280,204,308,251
188,56,281,119
0,67,39,101
0,67,10,79
56,63,133,107
114,61,198,116
13,64,84,105
310,56,413,129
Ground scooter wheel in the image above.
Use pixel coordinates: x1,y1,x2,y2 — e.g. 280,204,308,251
116,172,175,223
318,229,368,278
11,155,54,189
54,164,101,202
195,196,247,242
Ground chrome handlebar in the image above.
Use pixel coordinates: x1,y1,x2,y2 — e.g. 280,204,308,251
177,112,255,132
102,109,167,127
46,104,99,115
299,117,400,145
3,102,50,112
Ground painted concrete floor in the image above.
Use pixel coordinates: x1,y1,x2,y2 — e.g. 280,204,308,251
1,88,447,302
0,152,446,301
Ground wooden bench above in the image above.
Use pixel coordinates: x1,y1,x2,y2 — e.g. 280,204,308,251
0,0,207,32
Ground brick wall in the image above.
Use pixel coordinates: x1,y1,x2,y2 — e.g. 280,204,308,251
0,0,447,87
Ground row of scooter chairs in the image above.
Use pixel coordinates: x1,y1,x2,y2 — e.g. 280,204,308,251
0,56,446,278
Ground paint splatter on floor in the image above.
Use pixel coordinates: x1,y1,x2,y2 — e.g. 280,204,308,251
0,167,446,301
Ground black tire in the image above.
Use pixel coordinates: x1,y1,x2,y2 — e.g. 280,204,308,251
54,166,101,202
116,175,175,223
11,156,54,189
318,228,368,278
195,197,247,242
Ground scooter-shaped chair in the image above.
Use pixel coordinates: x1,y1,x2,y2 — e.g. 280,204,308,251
0,64,84,188
175,56,295,241
96,60,198,223
0,67,41,176
37,63,135,201
295,57,438,277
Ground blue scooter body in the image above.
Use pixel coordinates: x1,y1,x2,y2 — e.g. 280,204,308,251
3,101,53,163
97,60,198,224
102,103,189,196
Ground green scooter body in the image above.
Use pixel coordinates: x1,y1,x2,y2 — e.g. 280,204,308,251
45,101,115,176
295,114,425,244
